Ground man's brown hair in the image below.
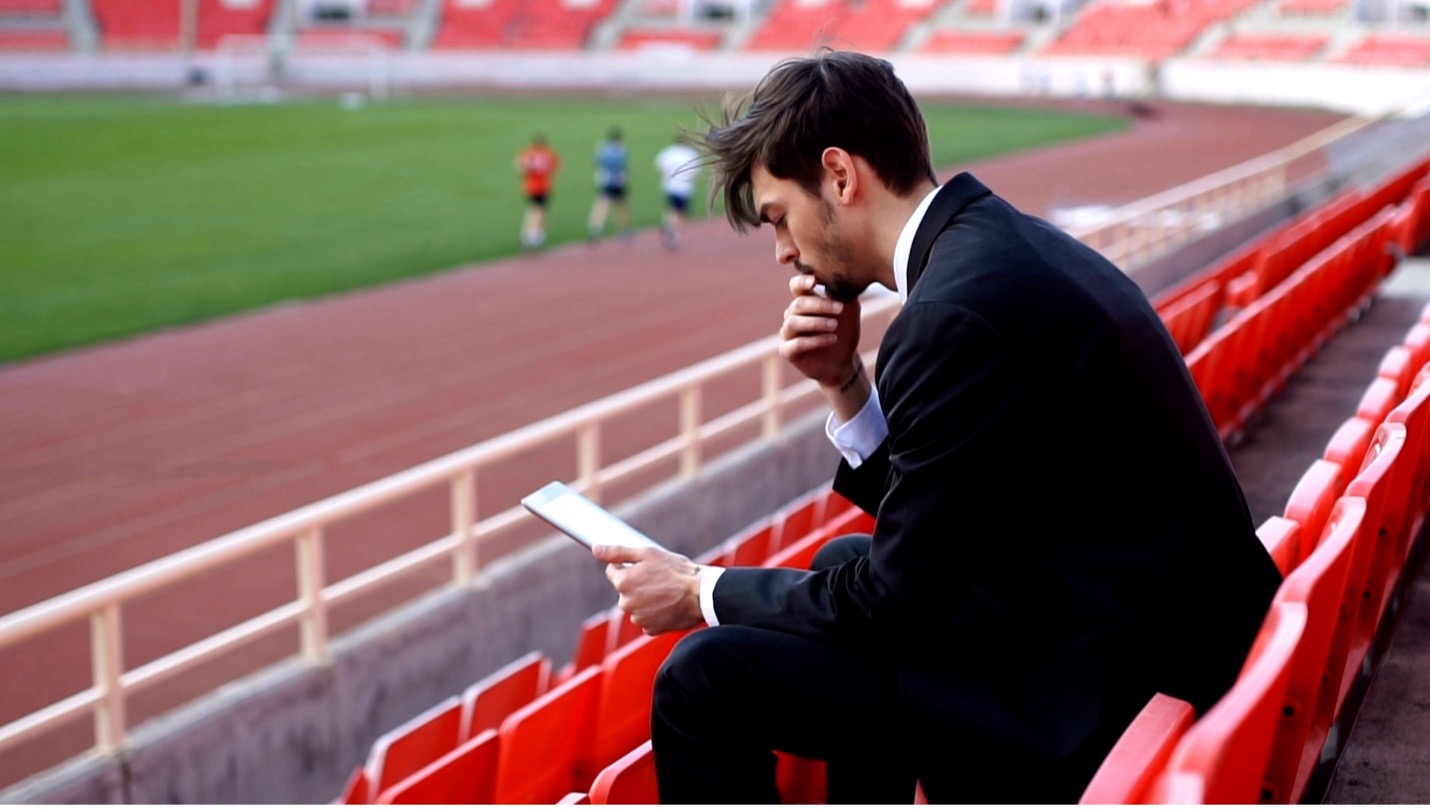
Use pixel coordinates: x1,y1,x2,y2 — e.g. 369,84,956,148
696,49,938,232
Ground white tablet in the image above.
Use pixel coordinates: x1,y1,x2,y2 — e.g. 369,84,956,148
521,481,667,551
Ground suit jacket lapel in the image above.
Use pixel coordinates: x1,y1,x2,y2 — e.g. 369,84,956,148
905,173,993,292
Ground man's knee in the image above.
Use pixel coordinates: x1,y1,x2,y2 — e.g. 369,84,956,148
811,533,872,570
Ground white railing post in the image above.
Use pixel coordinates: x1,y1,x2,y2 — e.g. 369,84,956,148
451,471,476,585
680,385,701,478
90,604,125,752
762,354,782,439
579,423,602,503
296,528,328,662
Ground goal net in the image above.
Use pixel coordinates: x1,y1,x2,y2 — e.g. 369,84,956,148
212,33,393,103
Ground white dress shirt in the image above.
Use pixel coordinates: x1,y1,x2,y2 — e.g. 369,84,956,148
697,185,941,627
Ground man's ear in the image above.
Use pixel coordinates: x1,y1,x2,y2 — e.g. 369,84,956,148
821,147,857,204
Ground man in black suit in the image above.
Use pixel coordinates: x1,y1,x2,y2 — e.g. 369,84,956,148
593,50,1282,803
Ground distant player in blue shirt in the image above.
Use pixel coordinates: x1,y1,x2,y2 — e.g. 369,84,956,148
587,127,632,243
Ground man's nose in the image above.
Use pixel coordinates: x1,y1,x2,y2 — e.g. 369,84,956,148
774,234,796,266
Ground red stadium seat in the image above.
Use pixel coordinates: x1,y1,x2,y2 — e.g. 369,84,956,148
591,631,684,771
336,766,370,804
1355,376,1401,427
769,492,821,554
1152,600,1307,803
589,740,658,804
460,651,551,739
1340,424,1408,716
1078,692,1196,804
362,696,463,802
728,522,775,566
1257,515,1302,578
1379,378,1430,597
1322,416,1376,497
561,610,618,683
1282,459,1344,566
493,666,603,804
1263,497,1365,804
373,729,499,804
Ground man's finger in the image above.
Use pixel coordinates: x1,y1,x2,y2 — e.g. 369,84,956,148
592,544,646,565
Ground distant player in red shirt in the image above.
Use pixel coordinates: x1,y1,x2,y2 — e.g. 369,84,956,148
515,133,561,249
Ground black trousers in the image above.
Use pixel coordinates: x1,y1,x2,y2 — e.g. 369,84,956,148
651,534,918,804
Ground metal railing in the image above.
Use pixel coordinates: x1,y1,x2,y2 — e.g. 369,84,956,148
0,105,1409,774
1069,111,1396,271
0,298,901,760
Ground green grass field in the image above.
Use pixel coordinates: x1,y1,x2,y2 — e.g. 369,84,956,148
0,94,1127,363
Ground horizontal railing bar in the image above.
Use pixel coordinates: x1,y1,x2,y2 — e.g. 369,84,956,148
0,299,906,650
0,689,100,755
123,602,308,693
323,535,460,607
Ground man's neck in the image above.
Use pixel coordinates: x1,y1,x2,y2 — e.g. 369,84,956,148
873,180,939,291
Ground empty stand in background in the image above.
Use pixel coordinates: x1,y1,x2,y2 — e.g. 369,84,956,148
431,0,619,50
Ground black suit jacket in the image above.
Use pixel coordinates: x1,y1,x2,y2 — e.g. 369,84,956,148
713,174,1282,789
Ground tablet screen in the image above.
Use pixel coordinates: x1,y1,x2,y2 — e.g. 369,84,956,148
522,482,665,551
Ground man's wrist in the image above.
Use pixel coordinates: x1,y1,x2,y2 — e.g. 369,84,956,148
836,357,865,394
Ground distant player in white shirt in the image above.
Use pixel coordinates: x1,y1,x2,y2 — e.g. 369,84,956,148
655,135,701,250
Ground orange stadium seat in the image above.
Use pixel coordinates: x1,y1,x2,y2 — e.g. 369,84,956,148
460,651,551,738
1263,497,1365,804
361,696,464,802
589,740,658,804
1152,600,1307,803
493,665,603,804
373,728,500,804
1078,692,1196,804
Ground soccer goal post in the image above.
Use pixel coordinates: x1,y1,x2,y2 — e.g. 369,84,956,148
213,33,393,103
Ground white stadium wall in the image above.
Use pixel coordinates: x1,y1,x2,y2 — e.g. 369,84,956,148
1,51,1427,116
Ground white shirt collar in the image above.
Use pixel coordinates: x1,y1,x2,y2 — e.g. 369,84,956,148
891,185,941,303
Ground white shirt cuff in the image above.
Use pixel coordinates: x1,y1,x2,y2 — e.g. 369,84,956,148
824,387,888,469
698,565,724,627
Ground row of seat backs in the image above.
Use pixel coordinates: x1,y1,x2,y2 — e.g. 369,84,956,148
1185,205,1397,441
1153,155,1430,357
572,301,1430,805
334,483,865,804
1080,305,1430,804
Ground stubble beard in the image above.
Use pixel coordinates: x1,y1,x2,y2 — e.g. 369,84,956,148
812,198,865,303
